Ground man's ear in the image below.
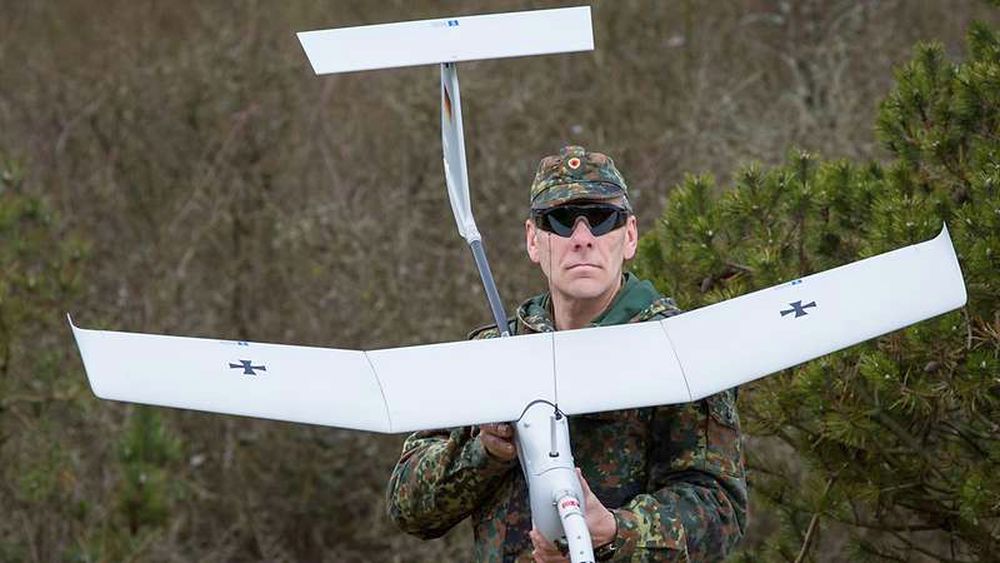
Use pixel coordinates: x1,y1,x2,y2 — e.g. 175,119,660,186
623,215,638,261
526,218,541,264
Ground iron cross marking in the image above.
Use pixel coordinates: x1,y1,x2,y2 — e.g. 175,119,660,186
229,360,267,375
781,300,817,318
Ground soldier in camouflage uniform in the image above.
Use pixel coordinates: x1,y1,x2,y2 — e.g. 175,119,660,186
387,146,747,562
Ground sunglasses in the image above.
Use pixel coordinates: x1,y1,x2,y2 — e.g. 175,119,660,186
531,203,630,238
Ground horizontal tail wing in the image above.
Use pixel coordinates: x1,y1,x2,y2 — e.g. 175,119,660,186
297,6,593,75
70,225,966,431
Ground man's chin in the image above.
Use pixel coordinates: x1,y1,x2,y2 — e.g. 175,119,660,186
560,278,614,301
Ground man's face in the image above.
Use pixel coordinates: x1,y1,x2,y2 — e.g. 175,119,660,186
525,201,638,302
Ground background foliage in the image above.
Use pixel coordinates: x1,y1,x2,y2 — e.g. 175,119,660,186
635,21,999,561
1,1,996,561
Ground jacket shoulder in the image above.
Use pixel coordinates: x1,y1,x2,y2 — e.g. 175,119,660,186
467,318,517,340
637,296,683,322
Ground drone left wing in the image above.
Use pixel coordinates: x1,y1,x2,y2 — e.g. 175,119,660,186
69,320,563,433
70,323,393,431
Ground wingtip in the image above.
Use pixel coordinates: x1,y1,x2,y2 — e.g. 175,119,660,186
931,222,968,309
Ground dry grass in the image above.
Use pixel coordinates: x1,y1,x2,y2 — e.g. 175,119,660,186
0,0,995,559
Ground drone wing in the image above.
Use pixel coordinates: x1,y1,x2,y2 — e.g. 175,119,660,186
661,225,967,401
555,224,966,415
70,225,966,432
69,320,558,433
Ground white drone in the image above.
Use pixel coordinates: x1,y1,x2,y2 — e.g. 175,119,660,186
69,7,967,563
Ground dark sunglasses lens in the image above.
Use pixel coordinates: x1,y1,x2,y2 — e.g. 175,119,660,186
535,205,626,237
583,208,620,236
543,211,574,237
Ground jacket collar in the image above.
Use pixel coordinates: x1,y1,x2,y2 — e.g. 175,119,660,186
515,273,666,333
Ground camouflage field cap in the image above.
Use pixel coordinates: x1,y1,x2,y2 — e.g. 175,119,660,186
529,145,630,210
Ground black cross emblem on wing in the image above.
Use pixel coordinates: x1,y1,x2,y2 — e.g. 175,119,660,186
780,300,817,318
229,360,266,375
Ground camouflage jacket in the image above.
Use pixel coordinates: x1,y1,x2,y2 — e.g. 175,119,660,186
386,274,747,561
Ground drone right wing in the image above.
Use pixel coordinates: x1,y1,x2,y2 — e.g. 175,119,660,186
661,224,967,401
70,225,966,432
555,224,967,415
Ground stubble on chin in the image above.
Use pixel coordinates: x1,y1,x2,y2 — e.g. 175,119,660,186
560,272,615,301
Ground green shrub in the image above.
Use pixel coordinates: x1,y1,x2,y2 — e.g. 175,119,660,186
635,22,999,562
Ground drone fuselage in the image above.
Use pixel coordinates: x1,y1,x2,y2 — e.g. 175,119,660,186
515,400,594,562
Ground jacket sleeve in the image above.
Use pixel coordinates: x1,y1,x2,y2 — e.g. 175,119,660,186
387,324,519,539
386,426,516,539
610,389,748,561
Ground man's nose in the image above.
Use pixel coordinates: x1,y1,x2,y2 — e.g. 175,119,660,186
570,217,595,246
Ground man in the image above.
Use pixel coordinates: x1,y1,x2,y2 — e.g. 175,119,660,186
387,146,747,561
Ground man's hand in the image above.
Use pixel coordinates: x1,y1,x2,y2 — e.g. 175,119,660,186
529,468,617,562
479,423,518,462
528,530,567,563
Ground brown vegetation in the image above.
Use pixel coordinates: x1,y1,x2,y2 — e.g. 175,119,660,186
1,1,995,560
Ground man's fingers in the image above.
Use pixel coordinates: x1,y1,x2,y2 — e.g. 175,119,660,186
530,529,557,550
479,423,512,438
576,467,594,497
530,530,567,563
574,467,618,546
480,432,517,461
482,433,513,451
478,423,518,460
532,549,567,563
485,435,514,453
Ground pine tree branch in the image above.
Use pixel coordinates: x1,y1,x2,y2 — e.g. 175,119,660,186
857,384,953,487
886,527,967,563
830,515,945,533
939,420,991,459
853,538,909,562
835,497,953,534
0,305,9,378
973,412,1000,436
963,308,974,351
793,473,837,563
